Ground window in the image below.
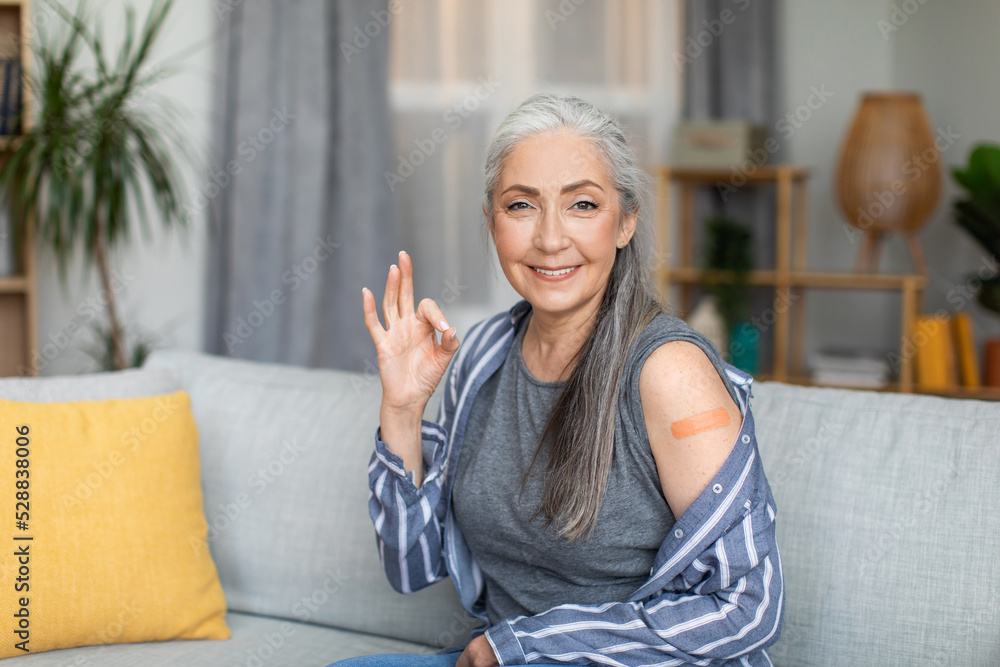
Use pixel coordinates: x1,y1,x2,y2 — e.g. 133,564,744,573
388,0,683,330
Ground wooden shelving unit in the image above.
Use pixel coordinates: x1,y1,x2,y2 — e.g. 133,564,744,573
656,165,931,394
0,0,36,377
777,374,1000,401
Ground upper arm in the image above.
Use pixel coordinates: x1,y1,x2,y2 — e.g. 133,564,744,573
638,341,743,520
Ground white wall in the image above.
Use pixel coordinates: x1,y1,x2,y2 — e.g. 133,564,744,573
780,0,899,361
30,0,214,375
891,0,1000,340
781,0,1000,368
27,1,1000,376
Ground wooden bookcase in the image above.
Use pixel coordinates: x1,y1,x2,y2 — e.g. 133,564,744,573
655,165,933,394
0,0,35,377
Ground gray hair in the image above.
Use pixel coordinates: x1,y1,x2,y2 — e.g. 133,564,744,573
482,93,666,540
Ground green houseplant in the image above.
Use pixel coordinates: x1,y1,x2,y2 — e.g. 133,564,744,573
0,0,190,370
951,142,1000,385
952,142,1000,314
699,216,757,372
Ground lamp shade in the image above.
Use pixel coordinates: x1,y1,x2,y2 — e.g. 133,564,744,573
835,92,941,235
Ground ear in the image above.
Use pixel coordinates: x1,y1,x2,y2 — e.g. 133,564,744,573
620,209,638,245
484,203,495,240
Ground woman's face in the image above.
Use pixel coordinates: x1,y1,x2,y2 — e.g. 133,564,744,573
490,130,635,320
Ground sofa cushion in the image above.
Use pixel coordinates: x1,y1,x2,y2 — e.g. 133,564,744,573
0,392,229,659
0,611,439,666
751,381,1000,666
142,350,474,649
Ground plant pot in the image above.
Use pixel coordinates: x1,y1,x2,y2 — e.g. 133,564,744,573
729,320,759,375
687,296,728,361
985,338,1000,388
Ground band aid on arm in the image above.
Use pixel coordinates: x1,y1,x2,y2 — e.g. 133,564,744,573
670,407,730,439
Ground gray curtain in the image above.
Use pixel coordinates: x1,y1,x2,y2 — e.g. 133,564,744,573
683,0,781,263
204,0,399,372
682,0,781,366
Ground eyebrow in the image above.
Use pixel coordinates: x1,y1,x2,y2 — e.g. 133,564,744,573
500,180,604,197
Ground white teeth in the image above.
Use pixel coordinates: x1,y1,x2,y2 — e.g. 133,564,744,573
533,266,577,276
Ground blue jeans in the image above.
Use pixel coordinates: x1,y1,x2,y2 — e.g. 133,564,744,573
326,651,462,667
326,650,551,667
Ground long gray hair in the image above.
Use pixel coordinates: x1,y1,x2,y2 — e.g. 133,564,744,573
483,93,665,540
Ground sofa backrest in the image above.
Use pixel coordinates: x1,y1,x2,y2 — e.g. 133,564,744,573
0,366,181,402
9,353,997,661
142,349,472,649
750,381,1000,666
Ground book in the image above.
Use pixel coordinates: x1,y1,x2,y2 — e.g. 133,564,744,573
914,314,958,390
0,57,20,135
950,311,981,388
0,205,13,277
810,369,889,388
811,346,891,374
809,345,892,388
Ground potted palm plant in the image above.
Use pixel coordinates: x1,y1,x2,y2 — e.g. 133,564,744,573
699,216,756,373
952,142,1000,386
0,0,191,370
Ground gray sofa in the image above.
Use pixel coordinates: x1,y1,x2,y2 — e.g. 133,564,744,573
2,349,998,666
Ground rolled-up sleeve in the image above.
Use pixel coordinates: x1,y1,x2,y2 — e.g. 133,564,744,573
367,354,465,595
367,419,452,594
485,432,783,667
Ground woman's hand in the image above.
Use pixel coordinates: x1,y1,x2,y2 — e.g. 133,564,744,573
362,250,460,414
456,635,499,667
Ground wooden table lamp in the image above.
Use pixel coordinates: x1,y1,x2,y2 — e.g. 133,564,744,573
835,92,941,275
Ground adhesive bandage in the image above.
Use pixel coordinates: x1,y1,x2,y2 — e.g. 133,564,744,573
670,407,730,439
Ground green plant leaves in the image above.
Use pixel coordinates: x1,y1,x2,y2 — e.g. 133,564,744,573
0,0,189,282
978,277,1000,314
700,217,754,332
951,142,1000,317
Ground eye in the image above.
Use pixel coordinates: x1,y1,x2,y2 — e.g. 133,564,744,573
572,200,598,210
506,201,531,211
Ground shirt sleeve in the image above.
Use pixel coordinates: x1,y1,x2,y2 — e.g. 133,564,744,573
367,359,462,595
484,490,783,666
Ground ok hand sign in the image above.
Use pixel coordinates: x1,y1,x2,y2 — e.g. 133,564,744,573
361,251,461,416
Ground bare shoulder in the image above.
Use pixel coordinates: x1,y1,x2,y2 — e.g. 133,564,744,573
638,340,743,519
638,340,738,410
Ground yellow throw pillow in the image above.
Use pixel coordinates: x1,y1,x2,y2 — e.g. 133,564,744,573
0,391,229,658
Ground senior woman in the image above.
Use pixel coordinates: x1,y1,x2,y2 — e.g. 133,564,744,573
344,94,782,667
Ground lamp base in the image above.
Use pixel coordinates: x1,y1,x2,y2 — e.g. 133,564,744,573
853,231,927,275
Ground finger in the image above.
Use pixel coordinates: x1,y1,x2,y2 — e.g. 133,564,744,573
416,297,451,334
382,263,399,327
439,326,460,356
361,287,385,343
398,250,414,317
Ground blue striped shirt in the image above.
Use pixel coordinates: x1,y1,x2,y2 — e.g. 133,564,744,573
368,299,783,666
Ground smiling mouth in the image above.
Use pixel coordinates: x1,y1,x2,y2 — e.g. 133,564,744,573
531,266,579,276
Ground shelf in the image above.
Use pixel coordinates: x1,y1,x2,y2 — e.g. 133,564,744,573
0,0,35,377
660,267,928,290
0,275,28,292
659,165,810,183
657,163,926,393
915,385,1000,401
775,375,1000,401
775,375,898,393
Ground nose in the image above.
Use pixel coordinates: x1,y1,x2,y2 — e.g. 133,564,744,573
534,206,570,254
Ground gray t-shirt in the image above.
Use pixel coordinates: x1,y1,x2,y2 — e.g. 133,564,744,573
451,309,740,626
